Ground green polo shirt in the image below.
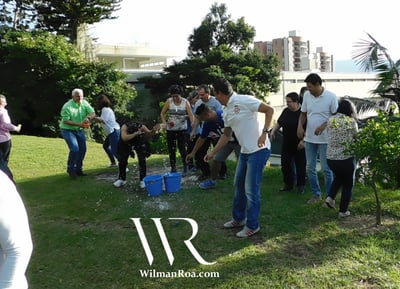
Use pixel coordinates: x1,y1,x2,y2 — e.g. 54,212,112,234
60,99,95,130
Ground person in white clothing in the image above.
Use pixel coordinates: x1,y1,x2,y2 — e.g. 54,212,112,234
0,95,22,180
0,170,33,289
94,94,121,167
205,78,274,238
297,73,338,204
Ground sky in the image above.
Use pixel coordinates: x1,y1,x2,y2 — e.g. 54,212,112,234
90,0,400,61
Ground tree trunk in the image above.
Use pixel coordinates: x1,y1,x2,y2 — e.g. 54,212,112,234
372,181,381,225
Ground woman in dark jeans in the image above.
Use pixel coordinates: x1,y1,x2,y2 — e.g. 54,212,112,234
113,120,158,189
160,85,194,174
324,99,358,218
270,92,306,194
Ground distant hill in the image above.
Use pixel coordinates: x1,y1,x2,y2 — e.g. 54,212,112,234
335,60,363,73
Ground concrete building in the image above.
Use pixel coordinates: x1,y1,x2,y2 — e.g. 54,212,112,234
95,43,180,70
254,30,334,72
267,71,378,117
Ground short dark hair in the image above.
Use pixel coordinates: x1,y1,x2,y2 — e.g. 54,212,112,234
299,86,308,96
304,73,322,85
212,78,233,96
169,84,183,95
197,84,210,94
195,103,210,116
286,92,300,103
97,94,112,108
337,99,357,119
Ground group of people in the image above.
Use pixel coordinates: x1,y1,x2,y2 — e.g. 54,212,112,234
59,73,359,239
0,73,360,288
59,89,158,189
272,73,358,219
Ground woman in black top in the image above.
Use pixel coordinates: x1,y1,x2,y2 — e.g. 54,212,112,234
270,92,306,194
113,120,159,189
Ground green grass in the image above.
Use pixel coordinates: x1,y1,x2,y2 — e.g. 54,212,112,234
9,135,400,289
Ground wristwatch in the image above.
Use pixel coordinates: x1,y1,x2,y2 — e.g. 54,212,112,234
262,128,269,133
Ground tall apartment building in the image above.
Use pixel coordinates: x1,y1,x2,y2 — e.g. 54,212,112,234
254,30,334,72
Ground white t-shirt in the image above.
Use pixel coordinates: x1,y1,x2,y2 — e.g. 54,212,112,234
223,93,270,153
100,107,120,135
301,89,338,144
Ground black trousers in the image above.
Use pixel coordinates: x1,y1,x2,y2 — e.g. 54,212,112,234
327,157,356,213
281,146,306,188
186,134,202,169
166,130,187,171
0,140,13,181
117,141,147,181
196,137,227,177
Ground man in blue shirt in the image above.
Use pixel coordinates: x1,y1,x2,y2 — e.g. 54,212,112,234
186,104,240,189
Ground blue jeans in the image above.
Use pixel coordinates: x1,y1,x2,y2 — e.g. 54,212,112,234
232,148,270,230
304,142,333,196
61,129,87,173
103,129,120,163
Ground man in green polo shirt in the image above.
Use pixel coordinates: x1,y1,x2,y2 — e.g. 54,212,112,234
60,88,96,178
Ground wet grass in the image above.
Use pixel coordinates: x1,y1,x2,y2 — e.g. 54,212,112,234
9,135,400,289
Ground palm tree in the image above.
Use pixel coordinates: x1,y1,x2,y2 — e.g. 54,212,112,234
352,32,400,111
352,33,400,190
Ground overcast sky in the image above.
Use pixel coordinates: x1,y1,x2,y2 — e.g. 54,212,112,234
90,0,400,61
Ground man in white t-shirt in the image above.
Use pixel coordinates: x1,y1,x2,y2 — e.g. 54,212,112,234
297,73,338,204
206,78,274,238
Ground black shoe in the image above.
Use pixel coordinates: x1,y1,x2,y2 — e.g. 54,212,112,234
76,171,88,177
297,186,305,194
198,174,209,181
68,171,78,179
218,174,227,180
279,186,293,192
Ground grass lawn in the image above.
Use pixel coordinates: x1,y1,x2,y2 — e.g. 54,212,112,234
8,135,400,289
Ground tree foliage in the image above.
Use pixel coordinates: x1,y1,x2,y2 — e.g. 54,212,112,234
0,0,121,43
349,113,400,224
0,0,36,29
0,28,135,137
188,3,255,56
352,34,400,225
34,0,121,43
352,32,400,109
143,3,280,101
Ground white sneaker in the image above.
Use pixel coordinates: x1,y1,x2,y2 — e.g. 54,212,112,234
223,219,246,228
324,196,336,209
140,181,146,189
338,211,351,218
236,226,260,238
113,179,127,188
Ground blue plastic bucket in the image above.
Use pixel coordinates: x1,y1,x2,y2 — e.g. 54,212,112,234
163,172,182,193
143,175,163,196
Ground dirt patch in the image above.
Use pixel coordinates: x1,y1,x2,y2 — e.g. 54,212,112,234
95,165,201,211
337,214,398,235
95,164,200,190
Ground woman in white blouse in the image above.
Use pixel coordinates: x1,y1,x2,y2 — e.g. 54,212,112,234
95,94,121,167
